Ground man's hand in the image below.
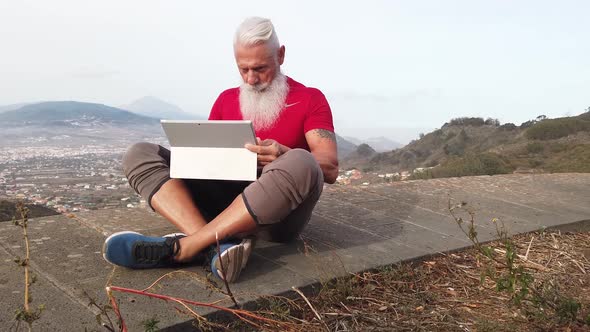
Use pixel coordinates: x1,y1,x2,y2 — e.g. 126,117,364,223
245,137,288,166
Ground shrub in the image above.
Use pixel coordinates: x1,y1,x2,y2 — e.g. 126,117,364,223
485,118,500,126
546,144,590,172
443,129,469,156
444,131,457,141
526,142,545,154
525,118,590,140
520,120,537,129
355,143,376,157
499,123,517,131
430,153,513,178
449,117,485,126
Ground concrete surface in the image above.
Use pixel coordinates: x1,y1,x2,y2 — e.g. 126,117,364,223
0,173,589,330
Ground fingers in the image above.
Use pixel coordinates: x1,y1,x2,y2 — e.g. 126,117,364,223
257,153,277,163
259,139,272,146
245,138,281,167
245,143,259,153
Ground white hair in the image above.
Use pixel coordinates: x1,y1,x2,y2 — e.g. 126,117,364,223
234,17,280,50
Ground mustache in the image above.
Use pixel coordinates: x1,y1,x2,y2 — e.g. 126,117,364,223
239,73,289,131
243,82,271,92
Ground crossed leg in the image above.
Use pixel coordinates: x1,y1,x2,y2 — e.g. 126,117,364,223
151,179,256,262
106,142,323,279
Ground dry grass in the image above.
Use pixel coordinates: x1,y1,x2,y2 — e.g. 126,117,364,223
222,230,590,331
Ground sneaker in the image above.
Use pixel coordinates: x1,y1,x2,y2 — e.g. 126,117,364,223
102,231,181,269
211,237,255,283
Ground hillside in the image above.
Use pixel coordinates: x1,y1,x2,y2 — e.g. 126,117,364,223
0,101,158,127
0,102,29,113
344,136,402,152
345,112,590,178
336,134,357,158
0,101,164,147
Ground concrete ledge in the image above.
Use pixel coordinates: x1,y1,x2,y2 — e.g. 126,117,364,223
1,173,588,330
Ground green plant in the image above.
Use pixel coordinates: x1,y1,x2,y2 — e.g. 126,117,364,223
141,316,160,332
525,117,590,140
448,199,587,326
12,202,45,331
449,201,533,304
83,290,121,332
526,142,545,154
428,153,512,179
546,144,590,172
449,117,485,126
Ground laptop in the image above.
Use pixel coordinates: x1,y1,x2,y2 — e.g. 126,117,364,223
161,120,258,181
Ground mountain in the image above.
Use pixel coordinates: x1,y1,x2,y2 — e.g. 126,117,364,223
349,113,590,177
336,134,357,158
121,96,203,120
343,136,402,152
362,137,402,152
0,101,159,127
0,102,29,113
343,136,362,145
342,143,377,168
0,101,164,147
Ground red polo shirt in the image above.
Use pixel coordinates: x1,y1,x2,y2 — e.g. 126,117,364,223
208,77,334,151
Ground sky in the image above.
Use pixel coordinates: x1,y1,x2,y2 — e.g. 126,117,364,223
1,1,589,143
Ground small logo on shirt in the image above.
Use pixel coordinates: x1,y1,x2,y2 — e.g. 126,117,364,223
285,102,300,108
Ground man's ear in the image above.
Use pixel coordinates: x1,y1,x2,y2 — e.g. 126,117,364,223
278,45,285,65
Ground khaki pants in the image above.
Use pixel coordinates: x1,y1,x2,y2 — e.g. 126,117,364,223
122,142,323,242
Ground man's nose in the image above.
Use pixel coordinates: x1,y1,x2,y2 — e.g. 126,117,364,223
247,71,258,85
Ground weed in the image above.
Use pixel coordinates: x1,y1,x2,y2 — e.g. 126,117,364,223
141,316,160,332
11,201,45,331
83,290,121,332
448,198,588,326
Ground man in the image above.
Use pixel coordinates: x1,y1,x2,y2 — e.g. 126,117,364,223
103,17,338,283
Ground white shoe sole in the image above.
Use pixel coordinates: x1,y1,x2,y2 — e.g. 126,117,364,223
214,237,255,283
163,232,186,238
214,243,244,283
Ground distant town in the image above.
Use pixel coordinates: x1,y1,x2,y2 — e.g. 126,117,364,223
0,142,413,215
0,144,146,213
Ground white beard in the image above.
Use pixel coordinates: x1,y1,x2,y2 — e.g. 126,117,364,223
239,73,289,131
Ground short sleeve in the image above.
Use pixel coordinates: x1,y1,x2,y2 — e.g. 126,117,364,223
208,92,225,120
304,89,335,133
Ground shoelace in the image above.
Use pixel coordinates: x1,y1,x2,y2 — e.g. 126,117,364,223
133,237,181,264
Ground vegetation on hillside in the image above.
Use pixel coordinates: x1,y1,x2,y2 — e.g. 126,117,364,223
525,117,590,140
343,110,590,179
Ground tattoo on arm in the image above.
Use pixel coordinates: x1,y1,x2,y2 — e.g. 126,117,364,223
312,129,336,142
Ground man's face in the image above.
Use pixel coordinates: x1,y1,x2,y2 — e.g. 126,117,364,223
235,43,285,91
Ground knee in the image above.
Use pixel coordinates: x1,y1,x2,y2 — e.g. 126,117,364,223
122,142,158,176
277,149,323,193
